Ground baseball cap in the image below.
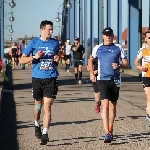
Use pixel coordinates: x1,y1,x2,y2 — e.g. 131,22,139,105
66,39,70,43
102,27,113,35
74,37,79,41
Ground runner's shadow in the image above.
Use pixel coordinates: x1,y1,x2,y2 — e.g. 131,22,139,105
110,132,150,145
51,119,100,126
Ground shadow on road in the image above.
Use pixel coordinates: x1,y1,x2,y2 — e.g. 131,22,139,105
0,65,19,150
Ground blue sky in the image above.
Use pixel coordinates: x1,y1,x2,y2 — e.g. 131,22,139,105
4,0,149,40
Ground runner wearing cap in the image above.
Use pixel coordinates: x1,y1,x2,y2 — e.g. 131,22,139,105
88,27,129,143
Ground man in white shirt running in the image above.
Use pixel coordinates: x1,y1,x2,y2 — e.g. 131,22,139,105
64,39,72,72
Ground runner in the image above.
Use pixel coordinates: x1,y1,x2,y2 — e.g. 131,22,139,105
10,42,18,69
20,20,59,145
134,30,150,125
64,39,72,72
87,57,101,113
71,37,85,84
88,27,129,143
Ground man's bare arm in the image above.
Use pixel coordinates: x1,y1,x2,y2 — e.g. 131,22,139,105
88,55,94,74
20,51,43,64
19,54,33,64
134,57,143,71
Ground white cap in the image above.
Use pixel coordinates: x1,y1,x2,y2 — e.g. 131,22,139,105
66,40,70,43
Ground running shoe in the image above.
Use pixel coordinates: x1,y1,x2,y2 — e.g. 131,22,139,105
109,130,113,140
104,133,112,143
35,126,42,139
78,80,82,84
40,134,49,145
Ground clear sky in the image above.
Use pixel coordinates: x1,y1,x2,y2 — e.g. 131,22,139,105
4,0,149,40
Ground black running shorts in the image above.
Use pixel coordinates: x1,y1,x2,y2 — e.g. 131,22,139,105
98,80,119,102
142,77,150,88
64,54,71,61
32,77,58,100
74,60,83,67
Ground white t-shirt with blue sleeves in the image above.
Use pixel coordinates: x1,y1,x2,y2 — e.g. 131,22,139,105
23,37,59,79
91,43,126,84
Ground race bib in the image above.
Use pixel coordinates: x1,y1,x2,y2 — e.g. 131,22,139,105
40,59,54,70
144,56,150,63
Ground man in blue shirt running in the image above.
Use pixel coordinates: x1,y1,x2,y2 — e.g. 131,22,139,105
88,27,129,143
20,20,59,145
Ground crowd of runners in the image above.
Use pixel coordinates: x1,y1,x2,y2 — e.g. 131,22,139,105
17,20,150,145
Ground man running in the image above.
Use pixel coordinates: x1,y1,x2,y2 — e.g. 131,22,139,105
88,27,129,143
71,37,85,84
20,20,59,145
64,39,72,72
134,30,150,125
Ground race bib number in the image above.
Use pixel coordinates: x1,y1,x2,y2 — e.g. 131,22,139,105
40,59,53,70
144,56,150,63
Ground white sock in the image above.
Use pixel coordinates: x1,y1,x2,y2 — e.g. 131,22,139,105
35,120,40,127
42,128,48,135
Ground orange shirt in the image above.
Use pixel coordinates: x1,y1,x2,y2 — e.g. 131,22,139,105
141,48,150,77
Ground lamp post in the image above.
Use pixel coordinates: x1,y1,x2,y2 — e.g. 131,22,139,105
4,22,14,34
55,0,72,40
0,0,16,59
4,11,15,22
55,12,61,40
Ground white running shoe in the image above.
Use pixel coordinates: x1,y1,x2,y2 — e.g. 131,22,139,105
78,80,82,84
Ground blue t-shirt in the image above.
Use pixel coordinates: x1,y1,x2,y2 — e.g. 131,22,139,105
92,43,126,81
23,37,59,79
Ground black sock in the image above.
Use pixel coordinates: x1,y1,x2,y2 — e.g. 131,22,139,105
79,71,82,80
75,73,78,80
67,64,70,69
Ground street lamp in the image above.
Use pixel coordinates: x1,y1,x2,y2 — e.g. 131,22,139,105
55,1,72,40
9,0,16,8
66,0,72,9
4,24,14,33
4,12,15,22
0,0,16,8
1,0,16,60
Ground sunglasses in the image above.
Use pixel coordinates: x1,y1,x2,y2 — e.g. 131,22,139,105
148,37,150,39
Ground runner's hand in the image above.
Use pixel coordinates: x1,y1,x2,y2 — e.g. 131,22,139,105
90,74,96,82
93,70,98,74
112,63,119,69
34,50,44,59
54,55,59,62
142,66,148,72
